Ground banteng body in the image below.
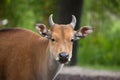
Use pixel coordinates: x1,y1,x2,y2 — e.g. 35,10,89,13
0,14,93,80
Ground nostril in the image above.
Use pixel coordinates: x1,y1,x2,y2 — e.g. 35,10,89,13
59,53,69,58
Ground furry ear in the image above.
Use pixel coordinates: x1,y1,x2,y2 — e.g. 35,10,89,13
74,26,93,40
35,23,50,38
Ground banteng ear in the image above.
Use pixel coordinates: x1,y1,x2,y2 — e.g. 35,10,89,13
74,26,93,40
35,23,51,38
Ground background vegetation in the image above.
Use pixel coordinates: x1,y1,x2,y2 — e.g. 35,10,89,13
0,0,120,69
78,0,120,69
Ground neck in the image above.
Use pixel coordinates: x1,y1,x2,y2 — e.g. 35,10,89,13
47,50,64,80
35,39,64,80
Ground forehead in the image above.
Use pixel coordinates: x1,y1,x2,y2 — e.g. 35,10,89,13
50,24,74,38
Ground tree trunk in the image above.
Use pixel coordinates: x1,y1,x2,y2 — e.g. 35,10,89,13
0,0,5,19
56,0,83,65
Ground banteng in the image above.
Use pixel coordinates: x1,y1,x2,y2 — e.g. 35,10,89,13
0,14,93,80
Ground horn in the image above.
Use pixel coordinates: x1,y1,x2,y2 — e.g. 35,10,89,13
49,14,55,26
70,15,76,28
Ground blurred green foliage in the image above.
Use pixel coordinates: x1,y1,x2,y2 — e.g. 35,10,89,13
1,0,55,30
78,0,120,67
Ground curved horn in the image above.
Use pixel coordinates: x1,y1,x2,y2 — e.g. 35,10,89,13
49,14,55,26
70,15,76,28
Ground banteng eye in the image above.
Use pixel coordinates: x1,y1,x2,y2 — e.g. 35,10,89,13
51,38,55,42
71,39,75,42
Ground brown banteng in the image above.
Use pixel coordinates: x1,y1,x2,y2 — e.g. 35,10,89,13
0,14,93,80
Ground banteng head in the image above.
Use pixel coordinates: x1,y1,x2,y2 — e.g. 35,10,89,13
35,14,93,64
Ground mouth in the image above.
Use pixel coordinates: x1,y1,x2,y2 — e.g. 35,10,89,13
59,58,68,64
56,57,71,64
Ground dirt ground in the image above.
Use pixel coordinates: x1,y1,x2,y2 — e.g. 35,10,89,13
55,66,120,80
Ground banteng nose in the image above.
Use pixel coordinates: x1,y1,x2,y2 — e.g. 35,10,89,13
59,53,69,58
59,52,69,63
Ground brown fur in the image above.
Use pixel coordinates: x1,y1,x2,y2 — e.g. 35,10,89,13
0,28,51,80
0,26,74,80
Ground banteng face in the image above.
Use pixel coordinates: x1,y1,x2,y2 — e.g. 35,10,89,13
36,14,93,64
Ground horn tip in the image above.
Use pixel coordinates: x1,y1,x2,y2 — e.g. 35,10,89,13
50,14,53,17
72,15,76,18
72,15,75,16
